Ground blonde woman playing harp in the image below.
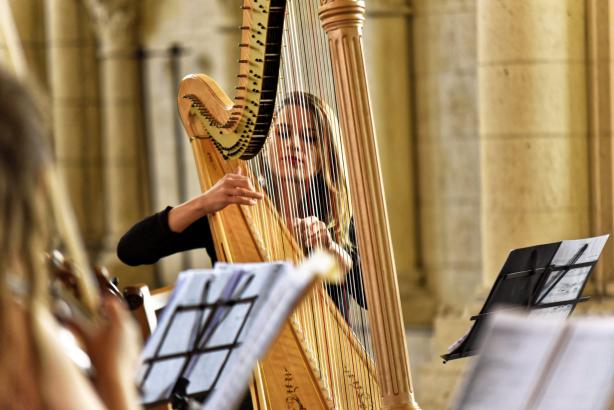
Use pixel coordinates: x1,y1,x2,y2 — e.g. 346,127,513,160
118,91,366,315
123,1,419,407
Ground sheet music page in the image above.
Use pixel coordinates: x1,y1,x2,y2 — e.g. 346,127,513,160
538,235,608,303
528,304,574,320
136,258,321,409
452,313,565,410
529,318,614,410
550,235,609,266
204,260,318,410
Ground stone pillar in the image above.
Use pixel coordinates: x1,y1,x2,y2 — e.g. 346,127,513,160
478,0,589,284
411,2,480,408
413,0,481,310
363,0,435,325
46,0,105,255
138,0,241,284
84,0,151,284
587,0,614,295
4,0,47,85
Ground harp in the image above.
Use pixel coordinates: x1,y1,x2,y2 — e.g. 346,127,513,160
177,1,419,409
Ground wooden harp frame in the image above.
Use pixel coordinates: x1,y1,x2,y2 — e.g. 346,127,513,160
177,1,420,409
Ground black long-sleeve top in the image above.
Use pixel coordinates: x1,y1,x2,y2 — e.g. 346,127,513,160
117,206,366,309
117,206,217,266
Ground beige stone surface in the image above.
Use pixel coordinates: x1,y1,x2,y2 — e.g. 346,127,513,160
481,136,588,210
9,0,47,84
413,10,476,76
413,0,481,311
587,0,614,293
483,209,590,280
364,0,425,320
412,0,475,14
479,0,590,284
479,64,588,136
478,0,585,64
137,0,241,281
417,314,471,410
47,0,107,258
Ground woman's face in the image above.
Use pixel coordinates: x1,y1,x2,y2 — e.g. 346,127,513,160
266,104,321,181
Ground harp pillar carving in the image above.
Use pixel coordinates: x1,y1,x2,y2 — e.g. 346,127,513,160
83,0,152,283
320,1,420,408
478,0,589,284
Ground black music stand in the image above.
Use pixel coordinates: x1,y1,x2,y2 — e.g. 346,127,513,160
137,261,317,409
442,235,609,362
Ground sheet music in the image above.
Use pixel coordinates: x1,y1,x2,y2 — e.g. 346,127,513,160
550,235,609,266
443,235,609,362
528,304,573,320
205,260,316,409
453,313,614,410
452,313,565,410
538,235,608,303
530,318,614,410
137,258,321,409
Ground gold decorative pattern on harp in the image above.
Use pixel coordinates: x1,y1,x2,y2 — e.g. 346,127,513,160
177,1,420,409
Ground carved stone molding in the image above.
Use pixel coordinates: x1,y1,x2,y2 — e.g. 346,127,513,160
81,0,138,53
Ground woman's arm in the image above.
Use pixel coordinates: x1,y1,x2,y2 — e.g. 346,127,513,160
168,171,263,233
116,207,212,266
117,171,262,266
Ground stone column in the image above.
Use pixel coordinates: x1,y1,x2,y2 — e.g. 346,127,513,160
411,2,480,408
84,0,151,284
46,0,105,255
587,0,614,295
412,0,481,310
363,0,435,325
4,0,47,85
478,0,589,284
137,0,241,284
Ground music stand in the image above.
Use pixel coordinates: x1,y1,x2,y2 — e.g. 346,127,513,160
137,259,321,409
442,235,609,362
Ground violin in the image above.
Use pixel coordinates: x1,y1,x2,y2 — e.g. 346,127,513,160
47,249,123,302
45,250,131,374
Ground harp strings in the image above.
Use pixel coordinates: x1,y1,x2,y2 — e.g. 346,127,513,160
302,1,377,403
244,0,376,405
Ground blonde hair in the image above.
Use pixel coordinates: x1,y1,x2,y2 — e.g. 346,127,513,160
0,67,52,407
276,92,353,248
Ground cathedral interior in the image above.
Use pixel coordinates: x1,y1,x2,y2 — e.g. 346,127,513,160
2,0,614,408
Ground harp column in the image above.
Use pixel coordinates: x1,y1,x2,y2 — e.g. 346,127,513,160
478,0,589,284
320,1,420,409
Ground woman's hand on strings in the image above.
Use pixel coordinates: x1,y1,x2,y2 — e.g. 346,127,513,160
200,169,264,215
292,216,332,250
292,217,353,274
168,169,263,233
